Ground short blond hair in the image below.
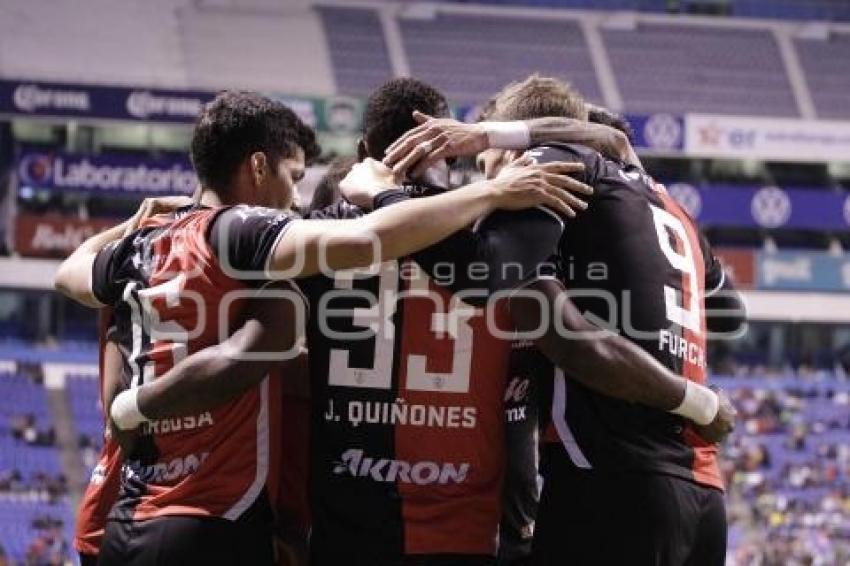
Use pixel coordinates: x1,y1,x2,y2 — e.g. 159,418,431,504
488,74,587,122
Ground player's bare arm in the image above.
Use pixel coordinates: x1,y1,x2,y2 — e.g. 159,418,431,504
54,219,141,308
509,278,736,444
109,288,300,433
341,153,592,215
267,157,590,276
382,110,637,178
100,337,138,456
54,196,194,308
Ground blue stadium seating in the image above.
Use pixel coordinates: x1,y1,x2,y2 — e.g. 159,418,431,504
713,374,850,560
67,374,104,478
448,0,668,10
0,500,75,564
399,12,603,106
0,373,52,433
316,6,395,97
3,352,850,563
443,0,850,21
0,372,73,563
795,32,850,120
603,23,799,116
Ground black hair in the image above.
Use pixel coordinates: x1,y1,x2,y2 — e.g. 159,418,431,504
309,156,357,212
476,96,497,122
362,78,449,159
190,91,321,192
587,104,635,142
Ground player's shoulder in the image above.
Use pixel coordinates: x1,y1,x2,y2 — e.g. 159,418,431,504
111,222,165,261
305,199,364,220
526,142,600,167
527,142,653,187
207,204,296,242
220,204,293,222
550,144,657,200
525,143,612,187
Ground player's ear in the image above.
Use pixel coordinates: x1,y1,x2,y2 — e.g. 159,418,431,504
250,152,268,187
356,139,368,162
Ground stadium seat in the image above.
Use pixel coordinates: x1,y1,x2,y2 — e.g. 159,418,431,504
602,23,800,116
795,32,850,119
316,6,395,97
398,12,603,106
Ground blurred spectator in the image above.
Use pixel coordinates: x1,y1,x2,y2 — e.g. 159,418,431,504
722,379,850,564
10,414,56,447
24,517,69,566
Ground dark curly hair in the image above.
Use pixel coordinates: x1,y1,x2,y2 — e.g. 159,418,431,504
362,78,449,159
190,91,321,192
309,156,357,213
587,104,635,142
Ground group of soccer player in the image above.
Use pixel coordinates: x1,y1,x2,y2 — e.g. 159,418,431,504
54,73,745,566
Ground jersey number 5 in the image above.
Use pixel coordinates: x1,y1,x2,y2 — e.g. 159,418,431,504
123,274,194,387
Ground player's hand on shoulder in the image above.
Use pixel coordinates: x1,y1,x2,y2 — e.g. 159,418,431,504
383,110,488,179
693,388,736,444
486,153,593,218
338,158,401,210
124,195,195,237
581,122,634,164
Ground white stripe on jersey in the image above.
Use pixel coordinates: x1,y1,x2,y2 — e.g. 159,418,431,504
123,282,145,388
224,377,270,520
552,368,592,469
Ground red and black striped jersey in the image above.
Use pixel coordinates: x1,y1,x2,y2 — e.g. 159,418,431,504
74,309,121,556
528,144,724,490
90,204,296,521
498,341,551,563
300,199,514,560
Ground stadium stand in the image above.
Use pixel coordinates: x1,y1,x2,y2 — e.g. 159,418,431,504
602,23,799,116
4,354,850,564
0,501,74,564
734,0,850,21
0,0,186,87
795,31,850,120
179,4,335,94
66,374,103,475
444,0,668,9
398,12,603,106
0,1,847,118
718,375,850,564
0,0,335,94
446,0,850,21
0,371,74,564
317,6,395,97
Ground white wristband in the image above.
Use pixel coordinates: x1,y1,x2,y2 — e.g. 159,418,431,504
484,121,531,150
670,381,719,426
110,388,148,430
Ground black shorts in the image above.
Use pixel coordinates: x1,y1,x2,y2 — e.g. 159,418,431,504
311,550,495,566
406,555,495,566
533,447,726,566
98,495,274,566
310,517,496,566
